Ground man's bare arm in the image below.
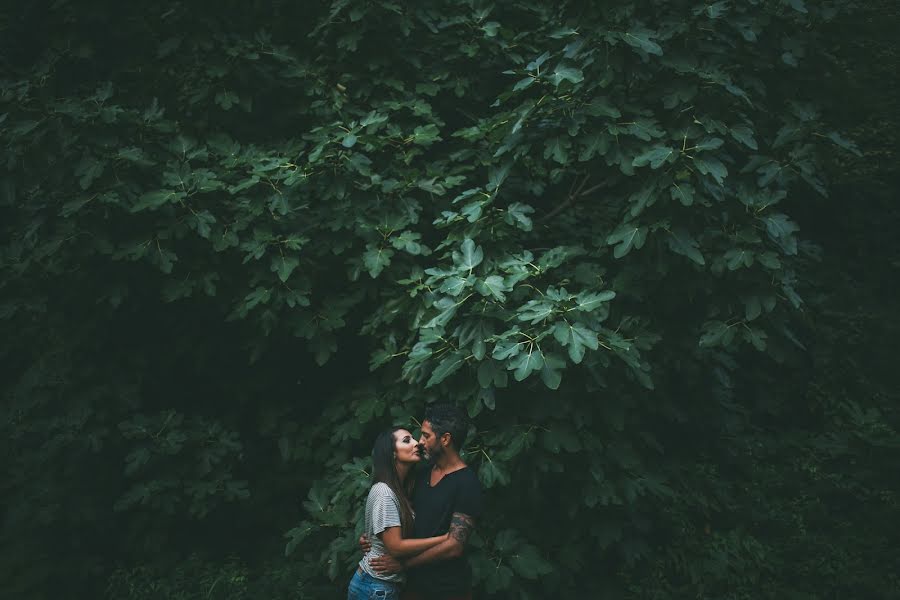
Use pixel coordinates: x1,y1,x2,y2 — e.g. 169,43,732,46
402,512,475,568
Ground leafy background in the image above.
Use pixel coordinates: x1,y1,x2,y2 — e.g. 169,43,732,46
1,1,898,598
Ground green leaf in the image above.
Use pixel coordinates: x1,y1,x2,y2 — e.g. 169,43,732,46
417,178,446,195
667,228,705,265
517,299,555,324
773,124,802,148
584,99,621,119
540,364,562,390
699,321,735,348
622,31,663,56
511,102,535,133
363,245,394,278
730,125,759,150
548,27,579,39
492,339,523,361
505,203,534,231
756,162,783,187
74,156,105,190
695,137,724,151
826,131,862,156
574,290,616,312
481,21,500,37
745,327,768,350
273,255,300,282
284,524,320,557
632,146,674,169
426,352,466,387
549,65,584,87
59,195,95,217
554,322,599,364
487,162,512,192
453,238,484,272
477,360,508,389
242,287,272,311
214,90,239,110
509,544,554,579
662,83,698,109
132,190,180,212
478,461,509,490
411,124,441,145
115,146,155,166
702,1,730,18
544,137,569,164
464,322,490,361
538,246,584,270
693,156,728,184
757,252,782,269
509,346,544,381
360,111,388,128
526,51,550,71
227,176,261,194
745,296,762,321
423,298,458,329
606,223,648,258
763,214,799,255
391,230,424,255
569,323,599,363
476,275,511,302
628,186,657,217
439,276,469,296
724,248,754,270
783,282,803,309
513,77,535,92
539,353,566,390
506,102,536,134
670,183,695,206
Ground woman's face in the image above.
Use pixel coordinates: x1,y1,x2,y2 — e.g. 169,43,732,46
394,429,422,464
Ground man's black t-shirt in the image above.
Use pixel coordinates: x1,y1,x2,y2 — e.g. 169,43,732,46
407,464,483,595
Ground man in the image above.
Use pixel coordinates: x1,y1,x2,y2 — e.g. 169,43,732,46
363,403,483,600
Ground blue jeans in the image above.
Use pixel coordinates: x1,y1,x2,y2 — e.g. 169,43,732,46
347,567,401,600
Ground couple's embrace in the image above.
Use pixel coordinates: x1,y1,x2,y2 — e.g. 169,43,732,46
348,404,482,600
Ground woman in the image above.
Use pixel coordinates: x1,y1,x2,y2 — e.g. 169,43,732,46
347,427,447,600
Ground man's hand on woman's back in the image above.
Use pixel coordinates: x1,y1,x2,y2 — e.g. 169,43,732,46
369,553,404,575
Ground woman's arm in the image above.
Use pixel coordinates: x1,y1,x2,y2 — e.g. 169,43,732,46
378,527,448,557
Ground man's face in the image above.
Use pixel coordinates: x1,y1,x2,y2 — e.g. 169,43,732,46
418,420,444,461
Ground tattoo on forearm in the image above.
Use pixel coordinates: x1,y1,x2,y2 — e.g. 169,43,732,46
448,512,475,545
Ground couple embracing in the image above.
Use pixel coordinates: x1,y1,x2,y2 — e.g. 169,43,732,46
348,404,482,600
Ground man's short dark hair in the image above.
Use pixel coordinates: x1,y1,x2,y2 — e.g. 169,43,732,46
423,403,469,451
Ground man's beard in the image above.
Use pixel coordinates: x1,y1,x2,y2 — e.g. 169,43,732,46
424,444,444,463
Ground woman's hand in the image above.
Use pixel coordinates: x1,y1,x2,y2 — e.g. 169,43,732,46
359,534,372,554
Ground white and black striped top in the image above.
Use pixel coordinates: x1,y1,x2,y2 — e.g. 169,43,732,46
359,482,405,583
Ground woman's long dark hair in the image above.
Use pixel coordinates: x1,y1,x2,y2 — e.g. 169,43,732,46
372,428,415,535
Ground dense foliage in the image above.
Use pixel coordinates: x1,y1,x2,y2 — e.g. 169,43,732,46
2,1,898,598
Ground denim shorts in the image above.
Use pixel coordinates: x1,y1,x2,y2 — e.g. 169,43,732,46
347,567,401,600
